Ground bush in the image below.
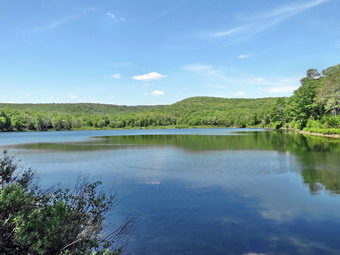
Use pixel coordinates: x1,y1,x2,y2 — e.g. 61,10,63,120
303,128,340,135
0,151,132,255
306,119,324,129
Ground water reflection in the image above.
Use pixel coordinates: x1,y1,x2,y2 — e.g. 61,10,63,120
13,131,340,194
14,131,340,153
302,168,340,195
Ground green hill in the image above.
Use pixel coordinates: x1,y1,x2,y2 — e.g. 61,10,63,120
0,103,164,115
0,97,279,131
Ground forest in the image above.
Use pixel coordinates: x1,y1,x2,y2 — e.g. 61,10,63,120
0,64,339,134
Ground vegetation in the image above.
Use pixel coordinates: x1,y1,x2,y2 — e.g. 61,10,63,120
269,64,340,133
0,64,339,134
0,98,277,131
0,151,131,255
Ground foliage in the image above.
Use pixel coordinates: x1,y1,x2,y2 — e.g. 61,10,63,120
0,151,131,255
0,98,277,131
270,64,340,131
302,128,340,135
316,65,340,116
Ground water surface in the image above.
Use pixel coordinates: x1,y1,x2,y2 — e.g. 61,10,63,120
1,128,340,254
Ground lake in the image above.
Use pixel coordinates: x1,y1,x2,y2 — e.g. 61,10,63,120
1,128,340,255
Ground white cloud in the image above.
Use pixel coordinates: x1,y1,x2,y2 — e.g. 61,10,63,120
111,73,121,79
238,54,249,59
133,72,166,81
106,12,125,23
151,90,165,96
69,95,78,99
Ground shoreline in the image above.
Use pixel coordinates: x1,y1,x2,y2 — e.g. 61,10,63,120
298,130,340,138
1,126,339,138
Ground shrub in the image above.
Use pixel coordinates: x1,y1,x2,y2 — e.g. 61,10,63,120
0,151,132,255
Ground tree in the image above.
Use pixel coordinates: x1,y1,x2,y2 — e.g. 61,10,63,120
289,72,322,129
11,115,25,131
0,151,132,255
306,68,320,79
0,111,11,131
316,64,340,116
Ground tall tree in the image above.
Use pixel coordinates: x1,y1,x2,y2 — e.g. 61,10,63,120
316,64,340,116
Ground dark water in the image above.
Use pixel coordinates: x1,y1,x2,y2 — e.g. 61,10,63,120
1,128,340,255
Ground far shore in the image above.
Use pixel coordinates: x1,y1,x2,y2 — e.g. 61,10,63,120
1,126,339,139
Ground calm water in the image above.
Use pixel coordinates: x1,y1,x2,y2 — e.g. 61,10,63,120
1,128,340,255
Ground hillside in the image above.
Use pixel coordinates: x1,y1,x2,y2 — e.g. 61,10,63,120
0,103,164,115
164,97,277,113
0,97,278,131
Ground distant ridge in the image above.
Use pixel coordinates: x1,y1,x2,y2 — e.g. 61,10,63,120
0,96,278,115
0,102,165,115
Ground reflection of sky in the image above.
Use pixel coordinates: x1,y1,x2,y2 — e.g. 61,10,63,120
2,129,340,254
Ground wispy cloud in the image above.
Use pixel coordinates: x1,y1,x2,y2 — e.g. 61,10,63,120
106,12,125,23
250,0,329,20
238,54,249,59
212,26,245,38
209,0,329,40
111,73,121,79
182,63,300,96
234,91,245,97
133,72,166,81
69,95,78,99
266,86,298,93
182,64,231,83
33,8,97,33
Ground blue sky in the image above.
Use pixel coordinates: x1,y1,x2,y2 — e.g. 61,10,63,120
0,0,339,105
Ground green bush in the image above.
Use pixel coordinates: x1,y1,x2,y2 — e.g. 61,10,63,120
0,151,132,255
303,128,340,135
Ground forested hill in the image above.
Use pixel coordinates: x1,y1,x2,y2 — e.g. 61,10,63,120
0,64,339,133
0,103,164,115
0,97,275,115
167,97,276,112
0,97,278,131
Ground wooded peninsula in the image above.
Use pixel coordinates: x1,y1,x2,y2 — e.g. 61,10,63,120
1,64,339,135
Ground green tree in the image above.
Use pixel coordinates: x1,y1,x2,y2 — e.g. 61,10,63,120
316,64,340,116
11,115,26,131
0,111,11,131
289,73,322,129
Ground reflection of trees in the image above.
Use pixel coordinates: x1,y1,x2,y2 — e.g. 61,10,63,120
302,168,340,195
15,130,340,194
